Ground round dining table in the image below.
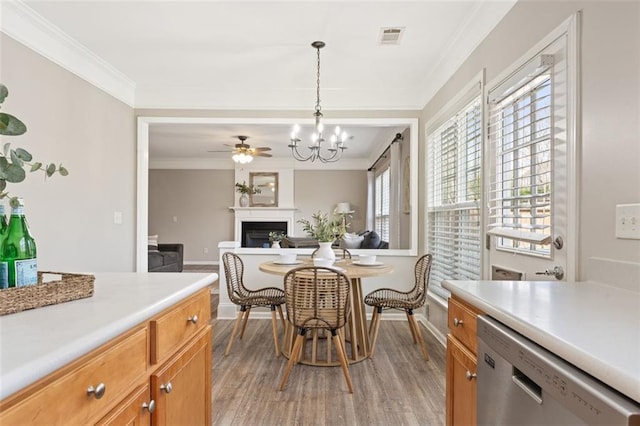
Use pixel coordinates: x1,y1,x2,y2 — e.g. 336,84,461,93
259,258,394,366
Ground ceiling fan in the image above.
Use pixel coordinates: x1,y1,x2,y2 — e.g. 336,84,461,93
208,135,272,163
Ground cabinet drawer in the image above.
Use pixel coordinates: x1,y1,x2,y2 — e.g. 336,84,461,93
0,326,148,425
448,297,479,354
151,288,210,364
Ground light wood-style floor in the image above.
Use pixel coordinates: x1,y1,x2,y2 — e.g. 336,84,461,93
208,294,446,426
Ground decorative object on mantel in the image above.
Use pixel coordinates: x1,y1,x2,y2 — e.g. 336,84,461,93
298,211,347,263
235,181,261,207
268,231,286,249
0,271,95,315
288,41,350,163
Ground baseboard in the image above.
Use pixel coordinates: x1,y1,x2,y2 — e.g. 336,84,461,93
217,303,239,320
184,260,219,266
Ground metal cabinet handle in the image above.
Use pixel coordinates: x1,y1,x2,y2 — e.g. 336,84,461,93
453,318,464,327
86,383,106,399
187,315,198,324
142,399,156,413
465,371,477,381
535,266,564,280
160,382,173,394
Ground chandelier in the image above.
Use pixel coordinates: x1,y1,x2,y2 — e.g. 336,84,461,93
289,41,348,163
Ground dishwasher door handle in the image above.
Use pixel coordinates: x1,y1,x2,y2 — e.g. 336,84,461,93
512,370,543,405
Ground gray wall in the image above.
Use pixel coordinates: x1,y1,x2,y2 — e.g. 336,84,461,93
148,169,367,261
422,0,640,335
292,170,368,236
149,169,234,262
0,34,136,272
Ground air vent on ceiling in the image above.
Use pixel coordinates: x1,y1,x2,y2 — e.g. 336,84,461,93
379,27,405,45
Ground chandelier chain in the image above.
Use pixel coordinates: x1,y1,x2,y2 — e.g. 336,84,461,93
315,45,322,114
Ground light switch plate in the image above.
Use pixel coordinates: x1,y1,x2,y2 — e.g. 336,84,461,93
113,211,123,225
615,203,640,239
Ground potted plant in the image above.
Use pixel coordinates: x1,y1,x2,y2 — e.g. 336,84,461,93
0,84,67,205
298,211,346,262
235,181,260,207
268,231,286,248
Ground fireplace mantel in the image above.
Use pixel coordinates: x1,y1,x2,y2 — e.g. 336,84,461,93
230,207,298,243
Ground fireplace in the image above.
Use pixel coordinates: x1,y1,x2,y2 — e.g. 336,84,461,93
241,221,288,248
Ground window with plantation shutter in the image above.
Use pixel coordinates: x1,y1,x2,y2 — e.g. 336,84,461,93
427,96,482,299
374,167,390,242
488,56,553,256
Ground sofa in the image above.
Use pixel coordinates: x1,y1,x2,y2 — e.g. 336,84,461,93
281,231,388,250
339,230,389,250
148,243,184,272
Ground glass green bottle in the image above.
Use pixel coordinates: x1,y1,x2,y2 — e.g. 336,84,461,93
0,204,7,236
0,198,37,288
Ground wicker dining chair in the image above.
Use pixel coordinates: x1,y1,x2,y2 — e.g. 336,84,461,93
222,252,286,357
364,254,433,360
311,247,352,259
279,266,353,393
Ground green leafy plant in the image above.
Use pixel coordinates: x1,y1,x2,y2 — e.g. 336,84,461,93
0,83,67,205
298,211,346,243
268,231,285,242
235,181,261,195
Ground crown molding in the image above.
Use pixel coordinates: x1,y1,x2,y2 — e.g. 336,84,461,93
1,0,136,106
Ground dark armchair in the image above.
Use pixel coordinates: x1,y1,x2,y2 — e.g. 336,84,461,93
148,243,184,272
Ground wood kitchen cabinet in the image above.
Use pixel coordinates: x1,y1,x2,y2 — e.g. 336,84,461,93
446,295,483,426
96,383,153,426
151,327,211,425
0,287,212,425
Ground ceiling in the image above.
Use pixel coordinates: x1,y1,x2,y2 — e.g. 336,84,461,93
11,1,516,163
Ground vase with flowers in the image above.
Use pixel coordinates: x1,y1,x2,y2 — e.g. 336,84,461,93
298,211,346,263
268,231,285,248
235,181,260,207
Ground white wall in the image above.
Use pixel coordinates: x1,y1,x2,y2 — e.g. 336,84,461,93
0,34,136,272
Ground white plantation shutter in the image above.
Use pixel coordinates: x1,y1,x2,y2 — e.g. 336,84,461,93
374,168,390,241
427,96,482,299
488,57,554,256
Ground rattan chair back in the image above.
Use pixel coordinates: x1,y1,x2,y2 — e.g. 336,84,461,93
406,253,433,309
283,267,351,330
222,252,248,305
311,247,352,259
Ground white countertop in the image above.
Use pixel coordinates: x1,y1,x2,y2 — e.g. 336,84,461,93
443,279,640,405
0,272,217,400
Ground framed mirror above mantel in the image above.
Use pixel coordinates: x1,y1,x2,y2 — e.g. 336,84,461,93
250,172,278,207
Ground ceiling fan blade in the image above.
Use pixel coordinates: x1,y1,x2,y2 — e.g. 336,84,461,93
255,152,272,157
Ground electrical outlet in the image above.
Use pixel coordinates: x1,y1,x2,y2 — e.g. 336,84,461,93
616,203,640,239
203,247,209,254
172,216,178,223
113,211,122,225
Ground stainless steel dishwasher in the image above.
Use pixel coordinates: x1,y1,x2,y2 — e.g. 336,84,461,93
477,315,640,425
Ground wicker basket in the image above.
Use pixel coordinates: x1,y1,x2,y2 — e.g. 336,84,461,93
0,271,95,316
